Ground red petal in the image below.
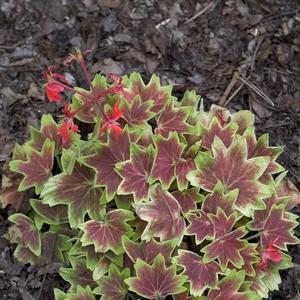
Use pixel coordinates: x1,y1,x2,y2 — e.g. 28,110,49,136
111,100,124,121
111,123,123,139
267,248,282,262
46,83,64,102
100,122,109,133
69,122,80,134
257,257,267,272
58,121,70,145
63,103,73,118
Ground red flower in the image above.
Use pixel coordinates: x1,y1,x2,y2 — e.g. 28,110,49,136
57,104,79,145
46,82,64,102
44,68,69,102
257,239,282,272
58,119,80,145
63,102,74,118
100,100,124,138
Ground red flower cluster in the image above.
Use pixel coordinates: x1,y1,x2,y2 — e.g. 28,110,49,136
44,53,127,144
57,104,79,145
257,239,282,272
100,100,124,139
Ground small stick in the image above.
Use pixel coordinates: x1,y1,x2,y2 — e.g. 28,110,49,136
218,71,239,106
236,74,275,106
155,18,171,29
185,1,215,24
250,35,267,71
224,82,245,106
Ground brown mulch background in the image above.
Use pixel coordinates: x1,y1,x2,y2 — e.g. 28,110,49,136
0,0,300,299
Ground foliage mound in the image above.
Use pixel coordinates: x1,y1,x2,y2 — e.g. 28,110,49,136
1,50,299,300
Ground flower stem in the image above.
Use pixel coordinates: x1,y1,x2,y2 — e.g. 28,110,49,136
79,60,94,93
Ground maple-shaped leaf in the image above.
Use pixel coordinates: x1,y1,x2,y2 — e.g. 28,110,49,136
0,144,32,210
231,110,255,135
115,144,155,202
176,157,197,191
85,247,110,280
134,186,185,242
0,172,30,210
80,130,130,200
208,270,260,300
9,139,55,194
275,172,300,210
150,132,196,190
122,236,177,264
187,136,272,216
242,277,269,299
171,187,203,213
180,90,201,109
30,199,68,225
247,194,288,231
41,163,104,228
94,264,130,300
27,114,68,153
68,241,118,281
14,231,71,267
8,213,41,256
54,286,95,300
229,243,260,277
198,104,230,129
202,209,248,270
121,95,155,126
155,102,194,138
202,182,238,216
201,117,238,150
71,74,108,123
79,209,135,255
174,250,221,296
60,256,96,290
258,252,292,292
249,204,299,250
125,72,172,113
186,211,214,244
244,127,284,185
245,252,292,298
125,254,187,299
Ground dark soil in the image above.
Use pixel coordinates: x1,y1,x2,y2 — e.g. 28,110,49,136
0,0,300,299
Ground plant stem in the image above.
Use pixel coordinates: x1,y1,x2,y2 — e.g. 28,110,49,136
245,231,262,241
79,60,94,92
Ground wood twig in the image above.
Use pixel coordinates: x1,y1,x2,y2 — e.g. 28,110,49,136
218,71,239,106
236,74,275,106
185,1,215,24
250,35,267,71
224,82,245,106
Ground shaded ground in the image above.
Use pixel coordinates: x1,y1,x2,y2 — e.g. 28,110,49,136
0,0,300,299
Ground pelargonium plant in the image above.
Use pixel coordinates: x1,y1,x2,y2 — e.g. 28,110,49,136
1,49,300,300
